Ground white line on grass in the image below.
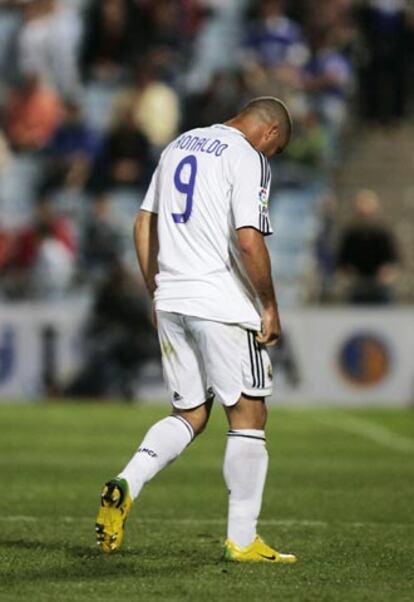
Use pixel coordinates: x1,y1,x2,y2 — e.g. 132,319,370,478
315,414,414,454
0,516,412,529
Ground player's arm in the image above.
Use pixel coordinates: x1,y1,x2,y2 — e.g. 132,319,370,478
237,227,281,347
135,155,163,300
231,148,280,346
134,209,159,299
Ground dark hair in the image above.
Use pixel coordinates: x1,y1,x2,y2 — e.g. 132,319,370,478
241,96,292,140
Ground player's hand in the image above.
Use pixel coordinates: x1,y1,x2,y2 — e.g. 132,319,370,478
256,306,281,347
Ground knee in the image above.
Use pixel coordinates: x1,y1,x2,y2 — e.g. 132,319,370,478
227,396,267,430
172,410,209,437
192,419,208,436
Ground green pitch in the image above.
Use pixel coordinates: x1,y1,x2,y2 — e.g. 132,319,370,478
1,403,413,602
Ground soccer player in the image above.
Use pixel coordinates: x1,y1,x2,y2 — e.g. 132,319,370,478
96,97,297,563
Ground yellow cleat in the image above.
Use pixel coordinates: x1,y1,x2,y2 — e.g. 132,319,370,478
223,535,297,564
95,478,133,553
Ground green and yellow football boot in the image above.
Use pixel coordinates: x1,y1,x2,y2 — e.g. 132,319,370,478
95,478,133,553
224,535,297,564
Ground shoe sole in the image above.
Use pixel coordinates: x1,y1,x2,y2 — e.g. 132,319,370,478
95,483,131,553
224,554,297,564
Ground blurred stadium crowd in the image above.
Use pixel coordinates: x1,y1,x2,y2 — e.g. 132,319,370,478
0,0,411,308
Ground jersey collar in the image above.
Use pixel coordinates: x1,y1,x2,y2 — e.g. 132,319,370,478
212,123,247,140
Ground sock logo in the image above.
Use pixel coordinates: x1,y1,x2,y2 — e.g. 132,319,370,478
137,447,158,458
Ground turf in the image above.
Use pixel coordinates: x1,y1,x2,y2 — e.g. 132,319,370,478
0,403,413,602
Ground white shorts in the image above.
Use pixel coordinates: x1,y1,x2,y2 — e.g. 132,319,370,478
157,311,273,409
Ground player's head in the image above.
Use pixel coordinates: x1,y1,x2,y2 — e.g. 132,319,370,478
233,97,292,158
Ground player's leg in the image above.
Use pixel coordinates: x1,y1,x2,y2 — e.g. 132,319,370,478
187,318,295,563
96,311,211,552
222,391,295,562
118,398,213,499
223,395,269,550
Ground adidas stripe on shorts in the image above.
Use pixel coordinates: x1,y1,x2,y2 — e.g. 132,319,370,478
157,310,273,409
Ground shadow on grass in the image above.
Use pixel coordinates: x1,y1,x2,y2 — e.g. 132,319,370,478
0,537,222,586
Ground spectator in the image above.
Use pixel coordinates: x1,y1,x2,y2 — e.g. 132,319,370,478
81,194,124,279
80,0,144,83
90,96,152,191
143,0,184,52
17,0,81,95
125,55,181,148
243,0,309,75
30,222,75,299
303,27,352,157
2,199,77,299
336,190,399,304
305,0,356,47
40,99,101,194
64,259,158,399
183,70,244,130
358,0,410,124
3,198,76,298
283,105,328,168
4,73,63,152
239,60,280,100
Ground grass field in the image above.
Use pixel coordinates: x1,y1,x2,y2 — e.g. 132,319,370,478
1,403,413,602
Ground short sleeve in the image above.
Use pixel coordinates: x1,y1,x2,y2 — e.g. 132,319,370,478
140,164,160,214
231,148,273,236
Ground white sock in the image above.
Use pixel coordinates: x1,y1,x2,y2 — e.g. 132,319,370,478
118,415,194,499
223,429,268,548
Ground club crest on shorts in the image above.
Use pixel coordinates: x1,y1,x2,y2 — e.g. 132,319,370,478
258,187,269,210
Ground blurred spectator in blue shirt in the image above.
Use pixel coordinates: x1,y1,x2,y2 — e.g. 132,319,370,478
303,27,352,162
243,0,309,78
40,99,101,194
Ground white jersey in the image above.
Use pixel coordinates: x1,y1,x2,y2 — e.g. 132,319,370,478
141,124,273,330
